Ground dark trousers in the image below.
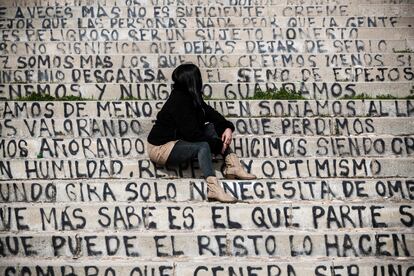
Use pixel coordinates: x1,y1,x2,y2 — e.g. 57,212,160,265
166,123,231,177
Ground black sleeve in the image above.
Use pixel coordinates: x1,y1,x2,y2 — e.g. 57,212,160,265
203,103,235,135
171,101,223,154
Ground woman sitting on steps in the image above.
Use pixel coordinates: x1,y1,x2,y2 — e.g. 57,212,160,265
147,63,256,203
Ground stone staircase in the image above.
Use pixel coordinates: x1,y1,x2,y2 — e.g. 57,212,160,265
1,99,413,275
1,0,414,275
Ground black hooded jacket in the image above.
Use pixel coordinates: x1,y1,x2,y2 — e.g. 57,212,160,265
147,89,235,154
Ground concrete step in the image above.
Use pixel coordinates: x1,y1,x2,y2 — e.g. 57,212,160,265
1,4,414,17
1,178,413,203
1,135,413,159
2,67,414,85
0,0,412,272
1,27,413,42
1,258,413,276
1,157,413,180
0,230,413,258
2,100,413,119
1,0,413,6
2,0,414,6
2,82,413,101
0,16,412,29
1,201,413,232
1,53,413,70
1,117,413,138
0,39,408,55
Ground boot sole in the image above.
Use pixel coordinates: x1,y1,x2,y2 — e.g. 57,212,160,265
207,196,237,203
225,174,237,179
225,174,257,180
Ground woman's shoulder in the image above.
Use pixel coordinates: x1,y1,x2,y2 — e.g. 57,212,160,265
168,90,192,106
158,90,190,115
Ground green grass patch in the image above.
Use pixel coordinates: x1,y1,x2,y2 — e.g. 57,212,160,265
119,95,140,101
375,94,398,99
15,93,56,101
248,87,306,100
10,91,414,102
14,93,88,101
202,95,213,100
392,48,414,53
59,95,89,101
13,93,142,101
341,93,413,100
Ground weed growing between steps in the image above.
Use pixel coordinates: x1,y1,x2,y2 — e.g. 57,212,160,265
119,95,140,100
9,91,414,101
247,87,306,100
341,93,414,100
13,93,89,101
10,88,306,101
392,48,414,53
202,88,307,100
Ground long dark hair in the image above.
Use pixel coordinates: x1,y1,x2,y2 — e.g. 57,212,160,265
172,63,205,112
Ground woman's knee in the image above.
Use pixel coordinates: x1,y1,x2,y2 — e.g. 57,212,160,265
199,141,210,150
196,142,211,156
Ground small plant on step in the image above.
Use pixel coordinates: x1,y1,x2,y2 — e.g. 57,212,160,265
341,93,407,100
13,92,86,101
119,95,140,100
15,93,56,101
249,87,306,100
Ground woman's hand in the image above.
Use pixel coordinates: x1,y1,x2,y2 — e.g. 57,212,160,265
222,128,233,145
221,128,233,154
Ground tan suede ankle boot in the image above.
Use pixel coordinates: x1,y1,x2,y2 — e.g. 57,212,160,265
223,153,257,180
206,176,237,203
